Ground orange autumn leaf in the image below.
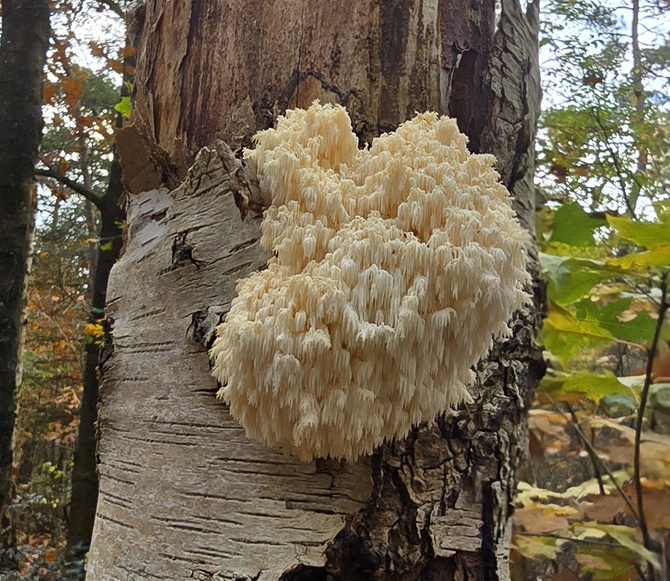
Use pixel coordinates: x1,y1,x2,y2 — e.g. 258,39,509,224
108,59,124,74
119,45,136,58
62,77,83,107
88,40,106,57
42,82,57,105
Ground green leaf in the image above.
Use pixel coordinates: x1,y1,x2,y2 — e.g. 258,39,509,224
580,523,661,568
99,241,113,251
543,304,615,364
114,96,132,118
607,215,670,249
653,200,670,222
576,297,657,345
600,393,637,416
549,203,607,247
542,254,619,306
539,370,633,404
603,307,657,345
607,244,670,270
575,545,639,580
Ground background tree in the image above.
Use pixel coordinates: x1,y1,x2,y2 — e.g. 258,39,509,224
4,0,128,573
86,0,544,579
0,0,51,555
511,0,670,578
537,0,669,216
31,0,129,562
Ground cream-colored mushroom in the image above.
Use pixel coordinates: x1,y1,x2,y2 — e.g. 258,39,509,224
211,102,531,461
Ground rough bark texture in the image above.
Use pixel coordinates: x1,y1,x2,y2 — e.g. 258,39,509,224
88,0,543,579
0,0,50,549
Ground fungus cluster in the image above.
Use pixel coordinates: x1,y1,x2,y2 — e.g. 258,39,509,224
210,102,531,461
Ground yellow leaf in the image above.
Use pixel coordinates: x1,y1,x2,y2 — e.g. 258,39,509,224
85,323,104,337
606,244,670,269
512,534,563,561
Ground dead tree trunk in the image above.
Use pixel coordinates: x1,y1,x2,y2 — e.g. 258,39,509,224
87,1,544,579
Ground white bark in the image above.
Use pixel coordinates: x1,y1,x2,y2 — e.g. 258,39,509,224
88,149,372,580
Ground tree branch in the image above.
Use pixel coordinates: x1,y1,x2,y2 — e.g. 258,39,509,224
634,271,668,554
548,397,641,524
36,167,104,208
591,108,638,219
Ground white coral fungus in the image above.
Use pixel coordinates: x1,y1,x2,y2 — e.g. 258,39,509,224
211,102,531,461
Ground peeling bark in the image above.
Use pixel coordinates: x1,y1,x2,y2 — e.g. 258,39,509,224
88,1,544,579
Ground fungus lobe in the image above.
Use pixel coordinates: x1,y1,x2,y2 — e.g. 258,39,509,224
211,102,531,461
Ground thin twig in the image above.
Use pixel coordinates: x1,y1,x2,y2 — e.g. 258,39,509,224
591,108,640,219
515,531,625,548
634,271,668,551
548,396,640,523
566,403,606,495
36,166,104,208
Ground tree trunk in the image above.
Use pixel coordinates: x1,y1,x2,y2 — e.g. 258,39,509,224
68,43,134,557
66,153,125,557
0,0,50,552
87,1,544,579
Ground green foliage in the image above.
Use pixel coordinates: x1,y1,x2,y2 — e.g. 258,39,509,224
547,202,607,247
113,95,131,118
538,0,670,217
529,147,670,581
540,370,634,404
114,82,134,118
520,1,670,578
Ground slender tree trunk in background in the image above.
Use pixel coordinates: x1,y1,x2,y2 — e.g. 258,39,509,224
0,0,50,553
87,1,544,579
66,153,125,557
629,0,645,217
67,40,134,558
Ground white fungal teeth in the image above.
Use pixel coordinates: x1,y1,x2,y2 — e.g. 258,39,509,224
211,102,531,462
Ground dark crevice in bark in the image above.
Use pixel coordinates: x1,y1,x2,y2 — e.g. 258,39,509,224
419,557,456,580
447,47,479,142
379,0,411,128
279,564,329,581
180,0,206,154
